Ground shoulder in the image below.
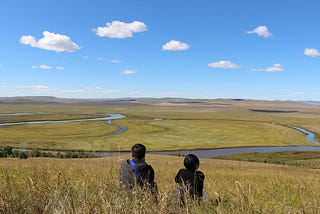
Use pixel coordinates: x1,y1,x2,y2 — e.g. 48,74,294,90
145,164,154,172
121,159,129,165
139,162,154,173
120,159,130,168
175,168,187,176
196,170,205,179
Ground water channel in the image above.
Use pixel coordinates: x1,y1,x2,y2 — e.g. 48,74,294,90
0,113,125,126
1,113,319,158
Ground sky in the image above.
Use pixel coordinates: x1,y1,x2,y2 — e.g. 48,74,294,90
0,0,320,101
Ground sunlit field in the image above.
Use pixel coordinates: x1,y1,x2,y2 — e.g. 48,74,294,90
0,98,319,151
0,98,320,213
1,155,320,213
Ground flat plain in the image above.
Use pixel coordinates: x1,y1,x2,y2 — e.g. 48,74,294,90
0,97,319,151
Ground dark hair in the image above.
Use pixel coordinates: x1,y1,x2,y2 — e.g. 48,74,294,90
184,154,200,172
131,144,146,160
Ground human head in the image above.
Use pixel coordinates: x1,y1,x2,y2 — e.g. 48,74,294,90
131,144,146,160
184,154,200,172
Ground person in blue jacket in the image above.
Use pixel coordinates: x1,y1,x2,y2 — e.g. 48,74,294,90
119,143,157,195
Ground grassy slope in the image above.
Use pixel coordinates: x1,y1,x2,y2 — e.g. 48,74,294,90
0,155,320,213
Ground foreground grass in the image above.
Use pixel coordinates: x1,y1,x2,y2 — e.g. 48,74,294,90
1,155,320,213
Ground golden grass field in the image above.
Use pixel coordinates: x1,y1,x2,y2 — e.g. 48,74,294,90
1,155,320,213
0,97,320,213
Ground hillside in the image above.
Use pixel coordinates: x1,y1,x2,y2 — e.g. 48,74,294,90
0,155,319,213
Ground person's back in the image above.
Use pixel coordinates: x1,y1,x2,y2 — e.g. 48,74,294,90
175,154,205,200
119,144,157,194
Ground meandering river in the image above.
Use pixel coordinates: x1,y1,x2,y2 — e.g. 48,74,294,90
0,113,125,126
1,113,319,158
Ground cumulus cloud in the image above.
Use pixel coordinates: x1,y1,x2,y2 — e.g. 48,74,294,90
162,40,189,51
122,70,137,75
56,66,64,70
208,60,239,69
304,48,320,58
20,31,80,52
94,21,147,39
247,25,272,38
265,63,283,72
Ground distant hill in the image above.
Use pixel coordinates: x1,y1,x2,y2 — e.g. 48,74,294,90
1,96,319,111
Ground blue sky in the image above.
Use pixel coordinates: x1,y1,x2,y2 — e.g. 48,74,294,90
0,0,319,100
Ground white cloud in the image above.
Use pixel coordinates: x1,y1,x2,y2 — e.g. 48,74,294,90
110,59,121,63
265,63,283,72
162,40,189,51
247,25,272,38
17,85,49,91
32,65,64,70
304,48,320,58
97,57,121,63
94,21,147,39
208,60,239,69
121,70,137,75
122,70,137,75
20,31,80,52
32,65,52,69
82,56,89,60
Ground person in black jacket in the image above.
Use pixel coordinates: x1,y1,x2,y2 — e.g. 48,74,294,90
119,144,157,195
175,154,205,202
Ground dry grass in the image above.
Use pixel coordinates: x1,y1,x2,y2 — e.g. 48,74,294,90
1,155,320,213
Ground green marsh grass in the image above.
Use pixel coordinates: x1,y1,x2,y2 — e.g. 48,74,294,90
1,100,319,151
0,112,317,151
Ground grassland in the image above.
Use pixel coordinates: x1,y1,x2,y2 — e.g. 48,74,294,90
0,98,319,151
215,150,320,169
1,155,320,213
1,98,320,213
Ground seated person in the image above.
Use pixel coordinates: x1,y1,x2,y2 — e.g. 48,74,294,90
119,143,157,195
175,154,205,201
